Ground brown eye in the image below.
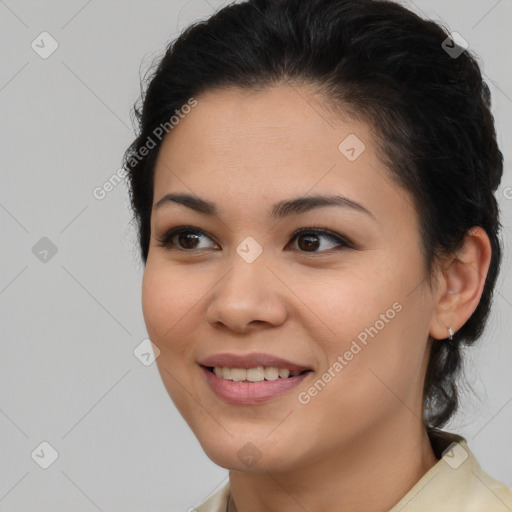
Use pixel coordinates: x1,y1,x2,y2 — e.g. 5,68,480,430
175,231,201,249
288,228,352,253
156,227,218,251
156,225,352,254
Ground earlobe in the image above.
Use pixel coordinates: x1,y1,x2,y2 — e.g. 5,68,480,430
429,226,492,340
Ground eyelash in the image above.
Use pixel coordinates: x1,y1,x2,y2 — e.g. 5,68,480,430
155,225,353,254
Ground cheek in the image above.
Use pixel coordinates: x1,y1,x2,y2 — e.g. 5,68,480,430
307,269,428,403
141,266,167,341
141,263,202,356
141,264,204,414
307,271,399,352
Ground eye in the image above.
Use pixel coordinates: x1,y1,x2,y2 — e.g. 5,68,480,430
155,226,219,251
155,225,353,253
287,227,352,253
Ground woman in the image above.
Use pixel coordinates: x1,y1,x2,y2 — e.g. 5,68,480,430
123,0,512,510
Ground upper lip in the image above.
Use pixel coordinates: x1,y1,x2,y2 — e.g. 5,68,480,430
199,352,312,372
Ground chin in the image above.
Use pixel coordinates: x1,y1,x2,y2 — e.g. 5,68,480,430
196,432,297,473
203,448,284,473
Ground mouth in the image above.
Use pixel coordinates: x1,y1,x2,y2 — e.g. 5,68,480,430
202,365,312,382
198,352,314,404
199,364,313,404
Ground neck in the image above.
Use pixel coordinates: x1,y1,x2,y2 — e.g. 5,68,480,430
228,416,439,512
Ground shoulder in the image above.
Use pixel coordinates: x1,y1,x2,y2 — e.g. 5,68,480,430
391,429,512,511
464,460,512,511
195,481,230,512
192,432,512,512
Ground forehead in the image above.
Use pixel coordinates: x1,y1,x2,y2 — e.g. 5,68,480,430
151,84,415,225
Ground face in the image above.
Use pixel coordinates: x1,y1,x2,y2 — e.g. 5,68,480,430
142,84,437,473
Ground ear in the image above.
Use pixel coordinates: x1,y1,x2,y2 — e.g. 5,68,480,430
429,226,492,340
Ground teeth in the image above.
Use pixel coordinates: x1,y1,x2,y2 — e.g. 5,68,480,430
278,368,290,379
246,367,265,382
264,367,279,381
231,368,246,382
211,366,304,382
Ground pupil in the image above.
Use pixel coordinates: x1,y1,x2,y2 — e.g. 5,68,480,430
179,233,199,249
299,235,319,251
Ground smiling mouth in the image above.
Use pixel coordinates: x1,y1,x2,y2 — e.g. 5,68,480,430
204,366,312,382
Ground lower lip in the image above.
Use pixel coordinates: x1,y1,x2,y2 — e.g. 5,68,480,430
201,366,312,405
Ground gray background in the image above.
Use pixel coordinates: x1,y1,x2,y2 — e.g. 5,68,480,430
0,0,511,510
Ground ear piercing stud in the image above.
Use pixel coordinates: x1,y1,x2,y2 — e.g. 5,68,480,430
448,327,454,340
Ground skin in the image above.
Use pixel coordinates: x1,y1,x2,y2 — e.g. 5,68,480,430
141,83,492,512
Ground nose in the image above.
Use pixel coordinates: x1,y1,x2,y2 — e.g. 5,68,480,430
205,251,288,334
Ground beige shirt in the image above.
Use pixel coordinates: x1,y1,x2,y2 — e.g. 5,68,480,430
196,430,512,511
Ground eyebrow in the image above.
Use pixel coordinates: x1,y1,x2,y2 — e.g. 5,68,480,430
153,193,375,220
